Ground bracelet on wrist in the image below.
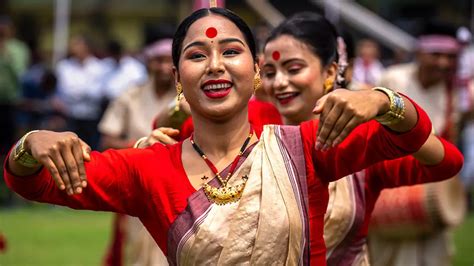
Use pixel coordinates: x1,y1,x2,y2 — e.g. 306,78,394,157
12,130,41,168
133,137,148,148
372,87,406,126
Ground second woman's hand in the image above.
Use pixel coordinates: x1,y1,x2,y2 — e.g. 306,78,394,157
24,131,91,195
313,89,390,150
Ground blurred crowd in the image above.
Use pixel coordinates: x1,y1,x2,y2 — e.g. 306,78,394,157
1,6,474,265
1,12,474,205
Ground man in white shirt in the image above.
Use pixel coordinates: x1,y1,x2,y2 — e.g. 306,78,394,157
101,40,147,101
56,35,109,149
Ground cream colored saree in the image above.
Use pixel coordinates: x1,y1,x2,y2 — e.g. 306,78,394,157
167,125,310,265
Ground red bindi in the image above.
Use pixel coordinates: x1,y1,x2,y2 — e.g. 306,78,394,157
272,51,280,61
206,27,218,38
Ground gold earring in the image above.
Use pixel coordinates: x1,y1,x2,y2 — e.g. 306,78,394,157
254,68,262,92
324,78,334,94
175,83,183,112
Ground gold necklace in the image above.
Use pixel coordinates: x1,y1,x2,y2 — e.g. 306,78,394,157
190,128,253,205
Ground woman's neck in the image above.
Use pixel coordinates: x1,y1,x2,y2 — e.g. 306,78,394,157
192,108,251,158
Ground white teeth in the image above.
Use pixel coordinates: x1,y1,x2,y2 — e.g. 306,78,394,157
276,92,298,99
203,83,232,91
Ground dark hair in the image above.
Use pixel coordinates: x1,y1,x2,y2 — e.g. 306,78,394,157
418,20,458,38
107,40,123,57
265,12,339,68
172,8,257,69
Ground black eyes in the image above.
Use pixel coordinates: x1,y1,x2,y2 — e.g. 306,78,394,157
189,53,205,60
188,50,241,60
262,71,276,78
223,49,241,56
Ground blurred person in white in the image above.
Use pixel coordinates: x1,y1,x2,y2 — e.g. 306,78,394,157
352,39,384,90
459,82,474,189
369,21,466,266
455,26,474,188
56,34,109,150
101,39,147,102
456,26,473,95
99,39,175,266
0,15,29,155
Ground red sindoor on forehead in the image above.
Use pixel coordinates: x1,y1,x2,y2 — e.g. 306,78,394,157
272,51,280,61
206,27,218,38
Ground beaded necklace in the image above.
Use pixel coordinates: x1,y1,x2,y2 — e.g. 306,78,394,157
190,127,253,205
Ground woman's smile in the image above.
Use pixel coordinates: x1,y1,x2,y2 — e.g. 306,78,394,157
201,79,233,99
274,91,300,105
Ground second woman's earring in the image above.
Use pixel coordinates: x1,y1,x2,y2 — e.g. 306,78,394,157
324,78,334,94
175,83,183,112
254,68,262,92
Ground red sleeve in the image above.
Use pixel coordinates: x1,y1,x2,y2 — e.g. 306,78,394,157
178,117,194,140
248,99,283,130
367,137,464,190
301,97,432,182
3,146,166,217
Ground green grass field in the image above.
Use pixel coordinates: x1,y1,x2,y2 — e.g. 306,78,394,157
0,206,112,266
0,206,473,265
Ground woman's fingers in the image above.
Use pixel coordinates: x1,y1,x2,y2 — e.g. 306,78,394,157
312,94,328,115
79,139,91,162
317,101,342,149
60,146,83,194
71,138,87,189
48,147,73,194
315,97,337,150
43,157,66,191
151,128,179,145
326,109,354,148
158,127,180,137
331,116,362,147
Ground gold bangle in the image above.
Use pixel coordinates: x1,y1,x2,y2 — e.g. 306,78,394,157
12,130,41,168
133,137,148,148
372,87,405,125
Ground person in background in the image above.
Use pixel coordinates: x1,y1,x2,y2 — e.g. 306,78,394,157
456,26,474,192
18,68,66,132
99,39,175,266
101,39,147,103
0,15,29,155
369,21,466,266
352,39,384,89
55,34,108,150
99,38,176,150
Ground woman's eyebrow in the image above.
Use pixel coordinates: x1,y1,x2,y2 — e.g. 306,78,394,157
183,41,206,53
183,38,245,53
219,38,245,46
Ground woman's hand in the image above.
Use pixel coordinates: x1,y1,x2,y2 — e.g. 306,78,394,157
136,127,180,148
313,89,390,150
19,131,91,195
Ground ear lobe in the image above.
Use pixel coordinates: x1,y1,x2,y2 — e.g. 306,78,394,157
326,62,338,80
254,63,259,73
172,67,180,84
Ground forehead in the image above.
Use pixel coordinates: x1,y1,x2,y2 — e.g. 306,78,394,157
183,14,246,46
264,35,315,61
419,51,458,58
